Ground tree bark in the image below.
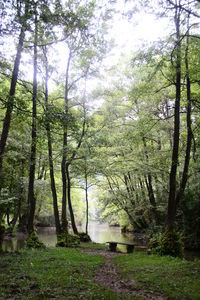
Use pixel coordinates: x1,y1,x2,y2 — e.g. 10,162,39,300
47,119,62,234
6,208,10,226
0,2,29,186
27,5,38,235
43,47,62,235
85,164,89,235
175,12,192,206
61,52,71,232
165,100,173,149
66,164,78,234
11,155,25,229
142,137,158,223
139,178,146,202
61,131,68,232
167,1,181,230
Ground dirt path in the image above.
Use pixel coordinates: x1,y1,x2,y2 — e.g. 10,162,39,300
83,249,167,300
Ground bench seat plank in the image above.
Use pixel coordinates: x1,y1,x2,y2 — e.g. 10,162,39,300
106,241,135,253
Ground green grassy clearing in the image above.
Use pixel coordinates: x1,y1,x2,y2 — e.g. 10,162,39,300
0,245,133,300
114,252,200,300
1,245,200,300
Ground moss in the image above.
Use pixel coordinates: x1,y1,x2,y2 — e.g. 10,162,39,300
78,232,91,242
56,232,80,248
25,232,46,249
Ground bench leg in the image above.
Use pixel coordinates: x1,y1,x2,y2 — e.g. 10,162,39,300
126,245,134,253
109,243,117,252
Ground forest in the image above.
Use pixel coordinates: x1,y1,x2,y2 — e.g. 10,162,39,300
1,1,200,299
0,0,200,260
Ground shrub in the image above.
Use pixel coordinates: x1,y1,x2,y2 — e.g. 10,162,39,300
26,232,46,249
148,228,184,258
159,228,183,258
182,189,200,250
5,226,15,235
56,232,80,248
148,235,159,251
78,232,91,242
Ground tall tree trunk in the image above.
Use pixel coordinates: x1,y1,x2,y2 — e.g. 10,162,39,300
123,172,136,206
17,154,26,232
167,1,181,230
66,164,78,234
11,155,25,229
139,177,146,202
175,12,192,206
142,137,158,223
6,208,10,227
46,115,62,235
0,224,5,252
61,53,87,234
165,100,173,149
61,131,68,232
0,2,29,186
43,47,61,235
61,52,71,232
144,175,157,208
85,163,89,235
27,5,38,235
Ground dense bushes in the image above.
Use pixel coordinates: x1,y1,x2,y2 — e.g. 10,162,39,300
182,189,200,250
78,232,91,242
56,232,80,247
26,232,46,249
148,228,184,258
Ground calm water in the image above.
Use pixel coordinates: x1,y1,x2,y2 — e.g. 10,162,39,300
2,221,144,252
2,222,200,259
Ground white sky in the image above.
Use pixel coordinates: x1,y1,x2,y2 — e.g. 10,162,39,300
111,4,169,51
14,0,170,92
57,6,169,64
104,9,169,66
45,3,170,91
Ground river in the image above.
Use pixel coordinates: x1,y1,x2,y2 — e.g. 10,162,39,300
2,221,146,252
2,222,200,260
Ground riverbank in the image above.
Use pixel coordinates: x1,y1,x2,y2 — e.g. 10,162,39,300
0,243,200,299
2,226,200,261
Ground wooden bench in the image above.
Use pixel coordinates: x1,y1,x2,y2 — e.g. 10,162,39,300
106,241,135,253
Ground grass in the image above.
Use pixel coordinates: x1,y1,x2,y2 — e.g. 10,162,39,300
0,244,132,300
114,251,200,300
80,241,107,250
0,244,200,299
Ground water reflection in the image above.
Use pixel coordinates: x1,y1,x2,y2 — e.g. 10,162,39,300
37,228,57,247
184,250,200,261
2,222,200,260
2,236,25,252
87,222,132,244
2,222,134,251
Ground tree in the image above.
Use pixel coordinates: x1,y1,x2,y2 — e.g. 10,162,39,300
167,0,182,231
43,45,62,235
58,0,112,234
0,0,30,188
27,1,39,235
